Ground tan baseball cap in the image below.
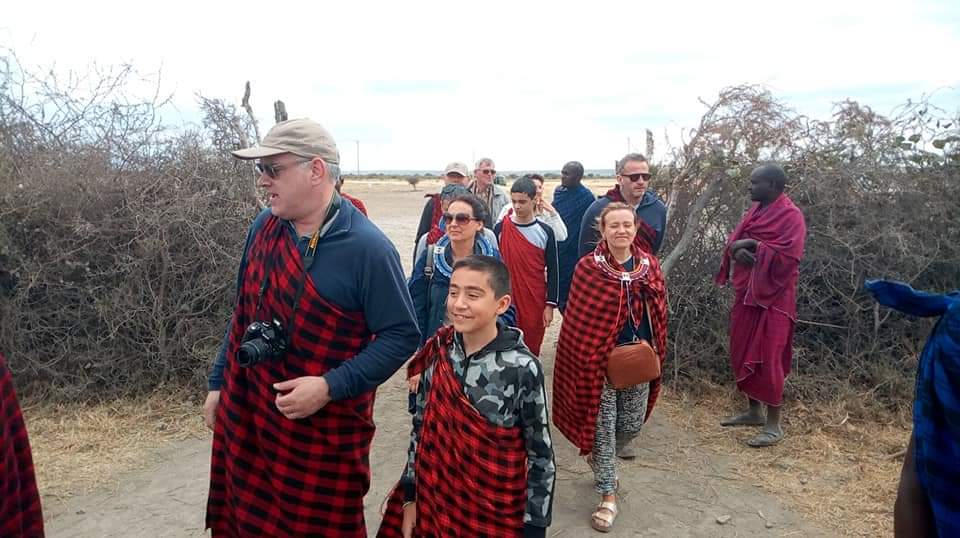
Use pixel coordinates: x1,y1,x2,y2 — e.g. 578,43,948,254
231,118,340,164
443,162,469,176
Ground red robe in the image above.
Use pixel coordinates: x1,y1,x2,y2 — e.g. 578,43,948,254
378,327,528,537
500,215,548,355
424,193,444,246
715,194,806,406
206,216,375,537
340,192,368,216
553,241,668,455
0,353,44,538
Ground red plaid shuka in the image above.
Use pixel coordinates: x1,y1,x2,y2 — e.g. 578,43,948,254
552,241,668,455
1,353,44,538
378,327,528,537
206,215,374,537
341,192,368,216
604,186,657,254
500,214,548,355
424,193,444,246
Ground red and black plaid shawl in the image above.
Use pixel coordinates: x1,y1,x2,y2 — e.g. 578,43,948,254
604,186,657,254
0,353,44,538
206,215,374,537
424,193,444,246
553,241,668,455
378,327,528,537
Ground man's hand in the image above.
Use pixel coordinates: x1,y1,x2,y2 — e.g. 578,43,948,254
273,376,332,420
733,247,756,266
543,306,555,328
401,502,417,538
731,238,758,253
203,390,220,430
407,373,421,394
539,198,557,215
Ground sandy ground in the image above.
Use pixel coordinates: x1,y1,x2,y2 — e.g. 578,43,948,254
41,180,830,537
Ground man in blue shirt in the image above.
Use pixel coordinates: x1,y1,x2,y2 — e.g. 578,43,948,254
203,118,419,537
578,153,667,258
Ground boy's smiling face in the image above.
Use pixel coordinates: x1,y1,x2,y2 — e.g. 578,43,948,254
447,268,511,335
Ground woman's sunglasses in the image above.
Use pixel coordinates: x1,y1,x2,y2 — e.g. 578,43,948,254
621,172,652,182
442,212,479,225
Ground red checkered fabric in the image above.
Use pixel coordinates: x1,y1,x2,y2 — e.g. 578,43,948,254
378,327,527,537
206,215,374,537
603,186,656,254
500,214,548,355
341,192,368,216
0,353,44,538
553,241,668,455
424,193,444,246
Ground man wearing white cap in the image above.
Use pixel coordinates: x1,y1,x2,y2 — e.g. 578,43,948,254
414,161,471,245
203,118,420,537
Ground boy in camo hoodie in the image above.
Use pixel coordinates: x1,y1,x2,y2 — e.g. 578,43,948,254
379,255,555,538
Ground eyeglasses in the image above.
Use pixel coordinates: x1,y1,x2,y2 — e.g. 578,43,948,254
477,169,496,175
621,172,652,182
255,158,313,179
442,212,479,225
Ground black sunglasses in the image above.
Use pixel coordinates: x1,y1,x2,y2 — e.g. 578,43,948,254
621,172,652,182
442,212,479,225
478,169,497,175
255,158,312,179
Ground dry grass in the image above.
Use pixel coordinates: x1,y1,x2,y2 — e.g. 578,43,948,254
658,385,907,537
21,391,208,503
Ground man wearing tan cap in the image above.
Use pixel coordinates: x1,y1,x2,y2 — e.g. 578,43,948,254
203,118,420,537
414,161,471,245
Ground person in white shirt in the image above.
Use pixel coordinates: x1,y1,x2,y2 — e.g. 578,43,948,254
495,173,568,242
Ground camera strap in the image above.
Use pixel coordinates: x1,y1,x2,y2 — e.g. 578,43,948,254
254,192,343,346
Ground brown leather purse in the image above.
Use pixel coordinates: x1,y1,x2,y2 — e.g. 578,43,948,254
606,340,660,389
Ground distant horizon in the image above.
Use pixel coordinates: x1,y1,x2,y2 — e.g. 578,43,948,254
343,168,616,176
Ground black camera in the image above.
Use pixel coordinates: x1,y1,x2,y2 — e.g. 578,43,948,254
237,318,287,367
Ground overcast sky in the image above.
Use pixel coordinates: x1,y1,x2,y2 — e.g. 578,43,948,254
3,0,958,171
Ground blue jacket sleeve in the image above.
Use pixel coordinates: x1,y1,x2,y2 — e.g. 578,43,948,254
408,250,431,345
322,241,421,401
208,211,265,391
578,201,602,258
866,279,955,318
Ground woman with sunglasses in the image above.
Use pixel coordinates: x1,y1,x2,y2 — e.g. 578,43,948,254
553,203,668,533
577,153,667,258
409,193,501,346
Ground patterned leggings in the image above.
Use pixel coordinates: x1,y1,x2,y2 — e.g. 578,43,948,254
591,383,650,494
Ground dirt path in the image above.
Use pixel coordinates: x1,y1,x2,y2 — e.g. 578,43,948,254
42,182,829,537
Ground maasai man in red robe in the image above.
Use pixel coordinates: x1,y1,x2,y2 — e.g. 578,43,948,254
1,353,44,538
715,163,806,448
204,119,419,537
494,177,559,356
379,256,555,538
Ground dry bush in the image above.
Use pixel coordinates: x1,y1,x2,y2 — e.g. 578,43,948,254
0,54,260,399
658,85,960,419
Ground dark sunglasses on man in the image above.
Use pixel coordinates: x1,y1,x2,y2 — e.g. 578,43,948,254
621,172,652,182
442,212,480,225
477,169,497,175
256,158,313,179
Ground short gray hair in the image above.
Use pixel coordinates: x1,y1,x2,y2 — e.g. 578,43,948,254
475,157,495,169
616,153,648,174
325,161,341,184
